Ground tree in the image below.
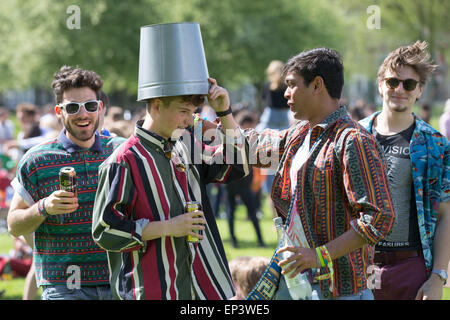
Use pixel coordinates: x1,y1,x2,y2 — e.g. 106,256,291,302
0,0,347,97
336,0,450,102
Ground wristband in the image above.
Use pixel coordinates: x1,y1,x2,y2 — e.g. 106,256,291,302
313,245,335,296
215,107,232,117
315,247,326,267
38,198,50,218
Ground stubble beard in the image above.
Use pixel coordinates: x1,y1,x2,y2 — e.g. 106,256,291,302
64,117,99,142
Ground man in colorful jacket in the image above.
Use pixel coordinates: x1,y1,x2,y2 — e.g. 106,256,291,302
245,48,395,300
360,41,450,300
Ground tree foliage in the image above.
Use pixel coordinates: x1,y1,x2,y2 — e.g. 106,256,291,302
0,0,346,95
337,0,450,68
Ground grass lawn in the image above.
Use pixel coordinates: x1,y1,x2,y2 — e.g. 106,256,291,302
1,196,449,300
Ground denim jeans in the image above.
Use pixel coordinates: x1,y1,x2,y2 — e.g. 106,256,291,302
311,283,374,300
41,285,113,300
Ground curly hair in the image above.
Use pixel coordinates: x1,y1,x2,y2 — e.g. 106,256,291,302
377,41,437,86
51,66,103,103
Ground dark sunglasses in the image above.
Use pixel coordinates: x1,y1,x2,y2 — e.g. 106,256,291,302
384,78,419,91
59,100,100,115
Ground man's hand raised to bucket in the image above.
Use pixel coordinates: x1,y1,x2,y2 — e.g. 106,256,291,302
207,78,230,113
206,78,241,139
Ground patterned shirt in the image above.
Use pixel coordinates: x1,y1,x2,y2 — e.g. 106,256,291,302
92,122,250,300
11,130,125,287
245,107,395,298
360,112,450,271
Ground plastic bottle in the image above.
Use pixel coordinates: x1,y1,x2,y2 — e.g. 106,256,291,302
274,217,312,300
311,289,320,300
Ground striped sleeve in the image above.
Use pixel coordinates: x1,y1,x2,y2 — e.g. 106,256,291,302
243,127,291,170
342,130,395,246
198,127,251,184
92,161,148,252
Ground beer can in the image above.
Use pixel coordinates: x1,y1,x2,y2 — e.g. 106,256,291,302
58,167,77,224
59,167,77,196
185,201,203,243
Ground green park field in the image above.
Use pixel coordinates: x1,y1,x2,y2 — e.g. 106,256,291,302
1,195,449,300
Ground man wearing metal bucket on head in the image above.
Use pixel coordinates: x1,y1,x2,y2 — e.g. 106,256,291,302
92,22,250,300
7,66,125,300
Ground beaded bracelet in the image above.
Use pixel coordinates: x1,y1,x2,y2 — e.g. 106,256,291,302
37,198,50,218
314,245,335,295
315,247,326,267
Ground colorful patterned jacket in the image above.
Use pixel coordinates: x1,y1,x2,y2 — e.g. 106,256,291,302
245,107,395,298
360,111,450,271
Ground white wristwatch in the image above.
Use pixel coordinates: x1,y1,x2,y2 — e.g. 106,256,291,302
431,269,448,285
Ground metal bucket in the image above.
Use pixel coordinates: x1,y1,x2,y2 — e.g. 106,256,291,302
137,22,210,101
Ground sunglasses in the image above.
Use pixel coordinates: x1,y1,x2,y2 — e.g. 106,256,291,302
384,78,419,91
59,100,100,115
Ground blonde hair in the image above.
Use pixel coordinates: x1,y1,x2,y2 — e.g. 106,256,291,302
266,60,285,91
378,41,437,86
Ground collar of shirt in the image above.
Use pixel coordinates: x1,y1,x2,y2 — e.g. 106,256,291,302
58,129,103,153
293,106,349,148
135,120,177,158
279,106,350,202
314,105,349,131
360,110,435,136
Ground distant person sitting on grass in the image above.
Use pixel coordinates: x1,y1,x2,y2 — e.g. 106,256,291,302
0,235,33,279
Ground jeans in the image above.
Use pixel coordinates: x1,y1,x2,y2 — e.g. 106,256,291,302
41,285,113,300
311,283,374,300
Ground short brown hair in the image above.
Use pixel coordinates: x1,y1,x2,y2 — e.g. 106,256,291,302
377,41,437,86
51,65,103,104
237,257,270,297
146,95,205,110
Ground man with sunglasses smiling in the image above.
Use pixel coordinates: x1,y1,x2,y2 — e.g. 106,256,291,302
7,66,125,300
360,41,450,300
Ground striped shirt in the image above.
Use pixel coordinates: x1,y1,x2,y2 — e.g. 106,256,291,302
92,122,250,300
245,107,395,298
11,130,125,287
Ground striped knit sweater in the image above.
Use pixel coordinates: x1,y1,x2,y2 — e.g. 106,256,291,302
12,130,125,287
